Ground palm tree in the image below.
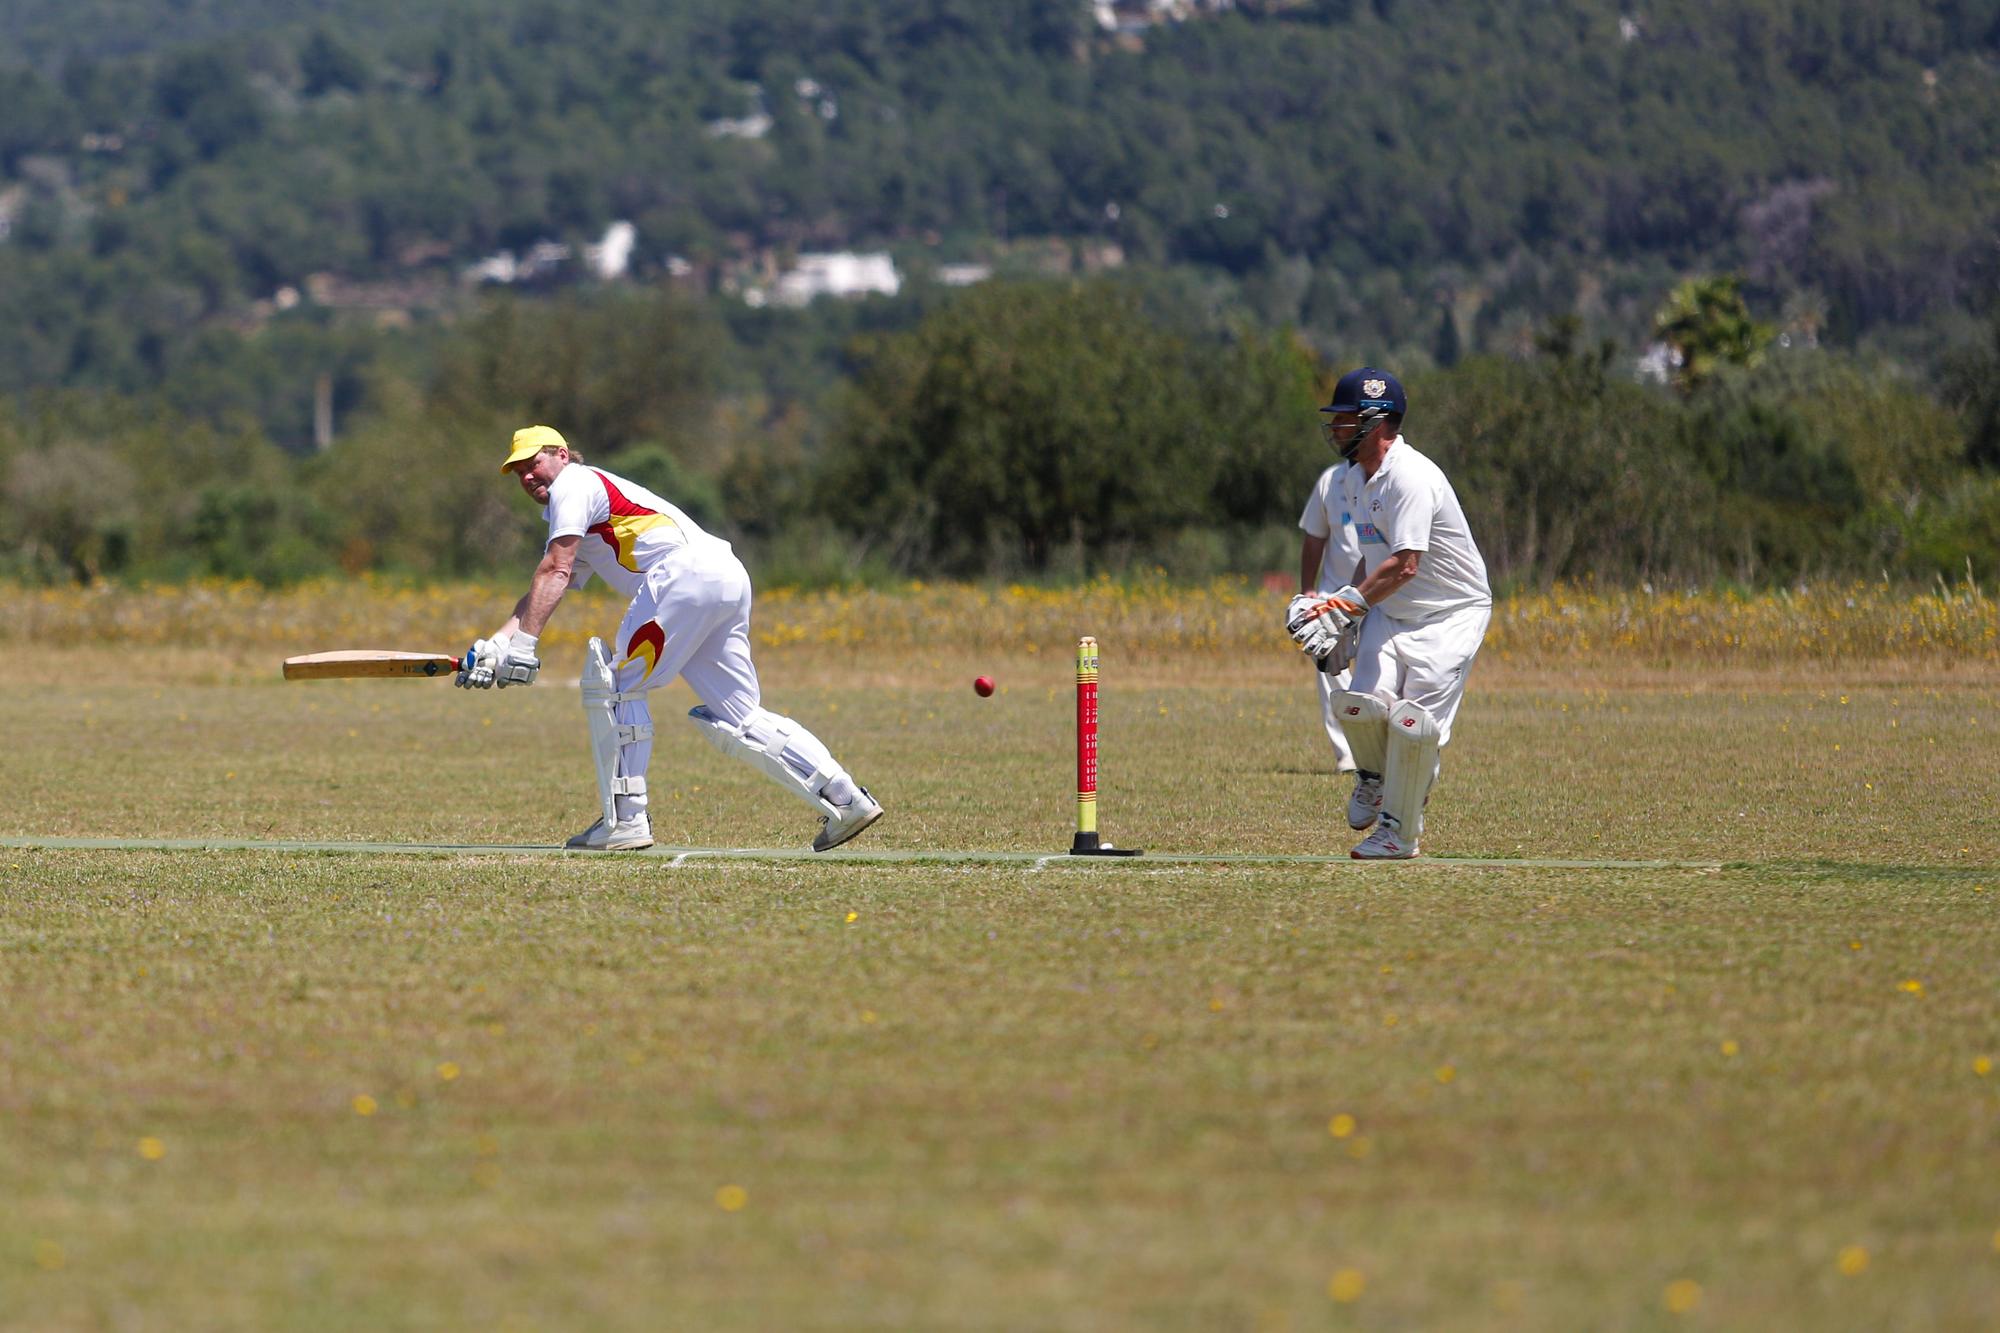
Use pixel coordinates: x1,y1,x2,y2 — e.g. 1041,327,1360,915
1651,275,1775,392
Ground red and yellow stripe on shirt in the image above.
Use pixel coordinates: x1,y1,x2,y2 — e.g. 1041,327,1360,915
584,469,679,572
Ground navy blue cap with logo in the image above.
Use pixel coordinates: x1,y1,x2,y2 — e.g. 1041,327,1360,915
1320,367,1406,418
1319,367,1405,461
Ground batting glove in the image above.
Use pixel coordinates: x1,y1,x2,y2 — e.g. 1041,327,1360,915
496,632,541,688
1288,585,1368,658
455,637,502,689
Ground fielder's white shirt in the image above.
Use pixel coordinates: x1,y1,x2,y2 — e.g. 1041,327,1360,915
542,464,722,599
1339,436,1491,621
1298,463,1365,591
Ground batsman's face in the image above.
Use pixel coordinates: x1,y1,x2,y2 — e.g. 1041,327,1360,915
1322,411,1367,461
509,448,566,503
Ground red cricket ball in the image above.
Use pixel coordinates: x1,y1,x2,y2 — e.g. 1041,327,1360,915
974,676,995,697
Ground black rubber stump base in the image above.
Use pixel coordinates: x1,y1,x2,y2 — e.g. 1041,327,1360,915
1069,832,1143,857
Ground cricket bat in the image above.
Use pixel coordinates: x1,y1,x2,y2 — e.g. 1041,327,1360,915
282,649,464,681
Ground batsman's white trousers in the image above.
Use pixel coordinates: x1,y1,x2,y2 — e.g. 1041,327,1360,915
606,541,841,810
1347,601,1491,749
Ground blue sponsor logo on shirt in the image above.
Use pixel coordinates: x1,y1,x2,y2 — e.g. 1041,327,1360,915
1357,522,1387,545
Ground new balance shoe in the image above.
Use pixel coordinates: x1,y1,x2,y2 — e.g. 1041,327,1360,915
1346,772,1383,830
1350,816,1418,861
565,814,655,851
813,788,883,852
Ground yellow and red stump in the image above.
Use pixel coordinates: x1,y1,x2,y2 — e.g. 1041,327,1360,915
1069,635,1141,857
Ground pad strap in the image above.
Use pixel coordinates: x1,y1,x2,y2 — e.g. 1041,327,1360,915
581,685,651,706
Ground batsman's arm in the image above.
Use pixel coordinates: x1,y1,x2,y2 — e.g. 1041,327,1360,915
1356,549,1421,606
494,535,580,640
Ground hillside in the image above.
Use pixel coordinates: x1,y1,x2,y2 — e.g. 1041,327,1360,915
3,2,1999,592
3,0,1996,396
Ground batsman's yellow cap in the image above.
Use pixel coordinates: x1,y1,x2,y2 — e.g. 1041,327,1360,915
501,424,567,472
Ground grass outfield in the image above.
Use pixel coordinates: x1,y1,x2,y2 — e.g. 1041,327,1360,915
2,610,1997,1328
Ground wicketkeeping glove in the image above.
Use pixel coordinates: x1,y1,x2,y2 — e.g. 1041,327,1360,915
495,632,541,688
455,637,502,689
1287,585,1368,659
1317,618,1360,673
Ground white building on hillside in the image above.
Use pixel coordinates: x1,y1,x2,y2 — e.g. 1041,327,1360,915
769,252,901,306
586,221,636,279
938,263,992,287
707,84,773,139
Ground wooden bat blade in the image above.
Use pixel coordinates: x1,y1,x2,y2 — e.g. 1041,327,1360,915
283,650,461,681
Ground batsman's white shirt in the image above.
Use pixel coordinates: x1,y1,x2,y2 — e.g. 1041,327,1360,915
1298,463,1364,591
542,464,722,598
1339,437,1490,621
1340,437,1492,751
544,463,761,724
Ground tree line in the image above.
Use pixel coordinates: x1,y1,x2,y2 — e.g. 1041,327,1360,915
4,276,1996,590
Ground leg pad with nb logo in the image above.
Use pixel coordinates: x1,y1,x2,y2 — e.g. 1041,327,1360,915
1380,699,1440,843
1333,690,1391,777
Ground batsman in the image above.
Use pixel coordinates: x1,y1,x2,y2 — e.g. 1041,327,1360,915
456,425,884,853
1286,369,1491,859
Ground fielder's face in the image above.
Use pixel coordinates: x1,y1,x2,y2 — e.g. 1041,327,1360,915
508,447,567,503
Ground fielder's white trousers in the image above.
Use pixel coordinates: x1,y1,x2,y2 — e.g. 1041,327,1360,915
1347,601,1492,750
1314,665,1357,770
606,542,843,816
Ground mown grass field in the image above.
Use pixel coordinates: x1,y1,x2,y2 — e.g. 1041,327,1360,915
1,582,1997,1330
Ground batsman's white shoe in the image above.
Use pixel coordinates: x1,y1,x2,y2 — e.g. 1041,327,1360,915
1346,773,1383,830
813,788,883,852
1350,818,1418,861
565,814,654,851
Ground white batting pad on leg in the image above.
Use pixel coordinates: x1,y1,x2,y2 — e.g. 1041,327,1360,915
1333,690,1391,777
687,705,843,818
581,637,653,827
1380,699,1441,843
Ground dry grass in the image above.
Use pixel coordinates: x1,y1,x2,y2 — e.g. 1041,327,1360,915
3,851,1995,1331
4,575,1994,671
2,580,1997,1330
